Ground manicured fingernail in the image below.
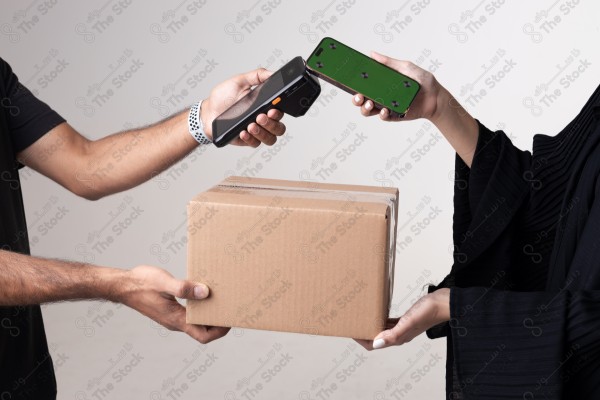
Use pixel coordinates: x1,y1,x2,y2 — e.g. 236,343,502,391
365,101,373,110
354,94,361,103
193,285,209,299
372,338,385,349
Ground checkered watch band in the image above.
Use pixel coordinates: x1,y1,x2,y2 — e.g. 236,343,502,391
188,100,212,145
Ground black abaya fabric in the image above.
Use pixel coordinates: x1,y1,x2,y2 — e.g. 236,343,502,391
428,85,600,399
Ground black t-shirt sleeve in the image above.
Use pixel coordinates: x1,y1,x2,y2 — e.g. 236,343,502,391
1,57,66,153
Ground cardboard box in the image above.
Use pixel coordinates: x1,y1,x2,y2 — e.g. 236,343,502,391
186,176,398,340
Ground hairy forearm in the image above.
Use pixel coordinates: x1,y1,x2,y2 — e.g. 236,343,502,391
0,249,125,306
79,110,198,199
429,86,479,167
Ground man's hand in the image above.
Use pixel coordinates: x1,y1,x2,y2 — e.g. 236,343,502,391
0,250,228,344
119,265,229,344
355,288,450,350
18,68,287,200
202,68,286,147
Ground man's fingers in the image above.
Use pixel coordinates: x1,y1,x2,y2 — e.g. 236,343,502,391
184,324,230,344
168,278,209,300
267,108,284,121
240,130,261,147
168,305,229,344
247,122,277,146
241,68,272,87
256,114,286,136
163,292,229,344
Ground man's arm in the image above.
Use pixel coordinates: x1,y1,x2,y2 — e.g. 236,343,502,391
0,249,228,343
17,68,286,200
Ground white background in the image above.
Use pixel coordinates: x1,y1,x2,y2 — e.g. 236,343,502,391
2,0,600,398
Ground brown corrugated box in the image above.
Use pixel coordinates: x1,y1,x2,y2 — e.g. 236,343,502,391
186,176,398,340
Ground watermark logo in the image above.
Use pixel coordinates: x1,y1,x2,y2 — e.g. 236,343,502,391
75,0,135,43
522,0,583,44
447,0,509,43
76,49,144,116
522,49,589,116
223,0,285,44
298,0,359,43
1,0,60,42
373,1,434,43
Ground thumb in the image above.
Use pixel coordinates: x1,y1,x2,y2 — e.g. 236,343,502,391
371,329,395,350
372,319,406,349
370,51,408,73
168,279,210,300
240,67,273,87
370,51,393,66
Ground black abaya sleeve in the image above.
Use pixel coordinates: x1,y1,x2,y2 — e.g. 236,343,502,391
428,86,600,398
450,130,600,398
427,121,533,339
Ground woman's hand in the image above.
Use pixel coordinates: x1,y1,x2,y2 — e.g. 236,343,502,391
351,51,479,166
356,288,450,350
351,51,441,122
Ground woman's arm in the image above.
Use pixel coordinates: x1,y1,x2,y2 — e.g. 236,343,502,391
352,52,479,167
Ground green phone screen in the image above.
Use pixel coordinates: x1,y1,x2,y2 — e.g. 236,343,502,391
307,37,420,116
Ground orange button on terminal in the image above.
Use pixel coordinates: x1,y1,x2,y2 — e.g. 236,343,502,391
272,96,281,105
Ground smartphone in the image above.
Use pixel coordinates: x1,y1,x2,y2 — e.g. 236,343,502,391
306,37,420,118
212,56,321,147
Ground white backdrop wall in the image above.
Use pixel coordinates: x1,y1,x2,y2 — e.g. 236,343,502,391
2,1,599,399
